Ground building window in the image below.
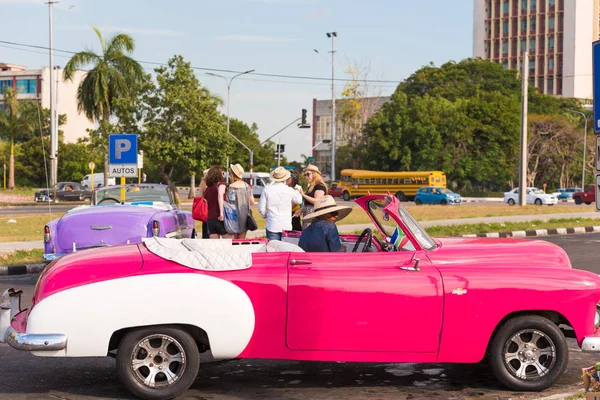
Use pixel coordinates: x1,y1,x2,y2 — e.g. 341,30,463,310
522,0,528,11
503,1,509,14
530,0,536,11
549,0,555,8
529,38,536,51
530,18,536,32
529,59,535,72
0,80,13,94
548,36,554,50
315,115,332,142
503,20,509,34
548,16,555,29
557,77,562,94
16,79,36,94
546,78,554,94
521,19,527,31
529,78,535,87
503,41,509,54
520,39,526,51
503,61,509,69
548,57,554,70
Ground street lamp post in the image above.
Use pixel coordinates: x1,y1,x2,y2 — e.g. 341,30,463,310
326,32,337,183
569,109,588,190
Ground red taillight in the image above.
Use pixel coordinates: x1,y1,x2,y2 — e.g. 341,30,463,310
152,221,160,236
44,226,51,243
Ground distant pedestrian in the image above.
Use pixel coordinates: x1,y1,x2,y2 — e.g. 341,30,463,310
226,163,255,239
258,167,303,241
295,164,327,230
286,172,303,231
203,166,232,239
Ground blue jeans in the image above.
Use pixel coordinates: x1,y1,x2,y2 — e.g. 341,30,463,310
266,230,282,241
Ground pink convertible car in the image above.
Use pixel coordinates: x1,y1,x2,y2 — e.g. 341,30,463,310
2,194,600,400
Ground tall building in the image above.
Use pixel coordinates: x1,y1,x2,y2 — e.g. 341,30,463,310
312,96,390,177
473,0,598,99
0,62,95,143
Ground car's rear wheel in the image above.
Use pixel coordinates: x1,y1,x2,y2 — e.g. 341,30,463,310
489,315,567,391
116,327,200,400
534,199,543,206
586,202,592,205
415,199,422,206
342,191,351,201
440,199,447,205
507,198,515,206
574,197,582,205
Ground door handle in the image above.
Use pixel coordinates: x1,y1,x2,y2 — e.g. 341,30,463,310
399,258,420,271
290,259,312,265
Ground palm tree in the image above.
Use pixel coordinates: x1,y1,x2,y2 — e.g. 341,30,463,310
63,27,144,184
0,87,36,189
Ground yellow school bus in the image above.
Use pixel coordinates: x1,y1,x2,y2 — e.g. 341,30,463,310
339,170,447,201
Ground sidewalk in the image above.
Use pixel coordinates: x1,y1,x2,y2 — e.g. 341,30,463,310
2,211,599,254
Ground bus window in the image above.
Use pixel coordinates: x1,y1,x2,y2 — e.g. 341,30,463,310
436,178,440,183
359,179,365,184
375,178,381,184
393,178,399,184
352,178,358,184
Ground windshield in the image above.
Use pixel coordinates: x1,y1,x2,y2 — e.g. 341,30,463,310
367,196,436,251
440,188,454,194
262,177,272,185
531,189,544,194
94,184,173,205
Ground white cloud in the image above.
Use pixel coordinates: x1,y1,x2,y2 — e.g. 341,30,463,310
56,25,184,37
215,35,295,42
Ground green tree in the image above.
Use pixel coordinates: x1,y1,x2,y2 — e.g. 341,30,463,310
0,87,36,189
136,55,229,202
63,26,144,185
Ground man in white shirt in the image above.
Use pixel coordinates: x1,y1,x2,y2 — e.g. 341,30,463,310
258,167,303,241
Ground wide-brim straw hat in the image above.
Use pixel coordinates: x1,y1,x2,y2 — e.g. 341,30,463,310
303,195,352,222
270,166,291,182
303,164,321,175
230,163,244,179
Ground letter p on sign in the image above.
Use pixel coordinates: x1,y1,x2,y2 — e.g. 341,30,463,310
115,139,131,160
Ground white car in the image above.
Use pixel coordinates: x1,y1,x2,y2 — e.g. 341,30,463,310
503,187,558,206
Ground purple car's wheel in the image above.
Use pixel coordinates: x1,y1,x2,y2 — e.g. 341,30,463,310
116,327,199,400
489,315,567,391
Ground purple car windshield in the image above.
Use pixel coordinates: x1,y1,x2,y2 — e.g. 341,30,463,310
94,185,172,205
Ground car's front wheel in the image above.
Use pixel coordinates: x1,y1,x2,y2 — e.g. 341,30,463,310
415,199,422,206
489,315,567,391
507,198,515,206
116,327,200,400
574,197,582,205
534,199,543,206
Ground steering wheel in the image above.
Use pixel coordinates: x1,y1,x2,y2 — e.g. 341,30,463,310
352,228,373,253
97,197,121,205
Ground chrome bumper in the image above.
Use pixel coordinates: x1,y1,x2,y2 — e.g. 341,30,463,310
582,336,600,352
0,288,67,351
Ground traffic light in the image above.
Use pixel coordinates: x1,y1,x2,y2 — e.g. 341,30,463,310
277,144,285,153
301,109,307,125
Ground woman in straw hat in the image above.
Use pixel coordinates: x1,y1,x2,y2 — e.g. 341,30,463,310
258,167,303,241
226,163,255,239
298,195,352,252
295,164,327,230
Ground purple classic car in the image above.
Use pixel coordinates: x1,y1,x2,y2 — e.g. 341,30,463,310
43,184,196,261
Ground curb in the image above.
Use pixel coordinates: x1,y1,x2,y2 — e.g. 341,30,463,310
462,225,600,238
0,263,46,276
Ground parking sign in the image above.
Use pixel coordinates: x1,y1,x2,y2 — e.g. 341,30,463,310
109,134,138,164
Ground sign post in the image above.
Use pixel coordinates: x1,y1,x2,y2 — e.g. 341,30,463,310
593,40,600,212
109,134,138,201
88,162,95,190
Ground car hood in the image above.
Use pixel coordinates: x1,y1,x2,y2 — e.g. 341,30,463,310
432,237,571,269
55,205,163,251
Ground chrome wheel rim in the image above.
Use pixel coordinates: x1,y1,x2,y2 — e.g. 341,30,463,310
503,329,556,380
130,334,186,388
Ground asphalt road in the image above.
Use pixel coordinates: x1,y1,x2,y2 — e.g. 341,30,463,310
1,233,599,399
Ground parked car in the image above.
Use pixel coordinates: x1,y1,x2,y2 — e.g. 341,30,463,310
241,172,271,197
573,184,595,205
42,183,196,261
504,187,558,205
329,182,345,198
81,173,116,189
414,186,462,205
3,193,600,400
557,187,579,202
551,188,566,197
34,182,92,203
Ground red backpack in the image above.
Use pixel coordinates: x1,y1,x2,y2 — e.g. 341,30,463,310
192,196,208,222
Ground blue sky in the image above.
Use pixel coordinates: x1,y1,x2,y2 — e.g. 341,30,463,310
0,0,474,164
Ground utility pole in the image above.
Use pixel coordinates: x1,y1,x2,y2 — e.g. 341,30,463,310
327,31,337,183
518,52,529,206
47,1,58,194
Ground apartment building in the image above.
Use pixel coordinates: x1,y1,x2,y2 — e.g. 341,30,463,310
473,0,598,99
0,62,94,143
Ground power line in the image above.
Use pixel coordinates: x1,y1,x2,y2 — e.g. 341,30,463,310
0,39,403,84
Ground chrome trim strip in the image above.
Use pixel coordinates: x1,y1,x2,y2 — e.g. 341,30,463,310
4,327,67,351
582,336,600,352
